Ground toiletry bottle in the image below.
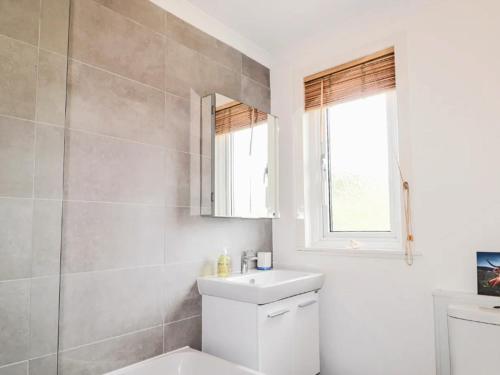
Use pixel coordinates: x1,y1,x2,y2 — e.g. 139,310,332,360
217,248,231,277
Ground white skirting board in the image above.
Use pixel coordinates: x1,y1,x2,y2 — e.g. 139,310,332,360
432,290,500,375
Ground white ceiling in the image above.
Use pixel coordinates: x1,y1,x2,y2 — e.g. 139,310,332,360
186,0,419,51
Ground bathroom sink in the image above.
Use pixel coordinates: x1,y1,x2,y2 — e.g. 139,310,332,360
197,269,324,304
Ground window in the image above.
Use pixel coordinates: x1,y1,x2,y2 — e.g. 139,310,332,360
303,47,408,252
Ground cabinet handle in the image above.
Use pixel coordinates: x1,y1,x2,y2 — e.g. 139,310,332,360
267,309,290,318
298,300,317,308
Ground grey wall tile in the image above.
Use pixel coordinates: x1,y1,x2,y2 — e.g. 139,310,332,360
66,61,165,146
214,64,241,102
164,206,272,264
69,0,165,89
64,130,165,205
241,76,271,114
32,199,62,277
0,199,33,281
163,262,204,323
59,266,163,349
29,276,59,358
0,0,40,45
0,117,35,198
0,362,27,375
165,38,211,99
59,327,163,375
62,201,164,273
36,51,67,126
39,0,70,55
34,124,64,199
0,280,30,366
164,93,192,153
165,150,199,207
0,36,37,119
94,0,164,34
242,55,270,88
163,316,201,353
166,13,241,73
29,354,56,375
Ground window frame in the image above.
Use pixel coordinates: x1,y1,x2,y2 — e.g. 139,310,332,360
302,91,404,253
320,90,403,250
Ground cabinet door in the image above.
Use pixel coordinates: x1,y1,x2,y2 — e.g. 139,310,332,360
293,292,320,375
258,298,294,375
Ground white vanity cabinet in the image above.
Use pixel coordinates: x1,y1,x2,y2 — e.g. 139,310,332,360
202,291,320,375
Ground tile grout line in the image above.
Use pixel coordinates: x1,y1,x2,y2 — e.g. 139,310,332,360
59,324,164,353
26,3,44,366
0,33,68,60
66,126,211,158
87,0,166,38
68,57,165,94
0,112,65,129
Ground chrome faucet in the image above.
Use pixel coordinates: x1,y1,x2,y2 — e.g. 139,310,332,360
241,250,258,274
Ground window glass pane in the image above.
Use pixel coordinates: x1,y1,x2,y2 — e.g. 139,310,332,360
327,93,392,232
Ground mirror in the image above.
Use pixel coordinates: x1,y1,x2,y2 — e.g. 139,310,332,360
201,94,279,218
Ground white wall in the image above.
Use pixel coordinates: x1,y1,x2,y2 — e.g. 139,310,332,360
271,0,500,374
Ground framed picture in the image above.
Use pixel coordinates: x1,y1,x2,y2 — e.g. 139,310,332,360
477,252,500,297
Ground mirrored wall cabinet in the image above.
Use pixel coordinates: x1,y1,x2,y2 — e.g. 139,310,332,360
201,94,279,219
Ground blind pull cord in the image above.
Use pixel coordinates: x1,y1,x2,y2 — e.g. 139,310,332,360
397,161,414,266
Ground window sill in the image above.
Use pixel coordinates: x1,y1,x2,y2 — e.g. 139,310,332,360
296,247,421,259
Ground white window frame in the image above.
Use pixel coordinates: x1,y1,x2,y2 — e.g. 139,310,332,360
303,91,404,254
323,91,402,246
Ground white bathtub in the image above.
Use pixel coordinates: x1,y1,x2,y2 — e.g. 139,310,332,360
105,347,263,375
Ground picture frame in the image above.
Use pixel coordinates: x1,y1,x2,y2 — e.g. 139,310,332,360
477,252,500,297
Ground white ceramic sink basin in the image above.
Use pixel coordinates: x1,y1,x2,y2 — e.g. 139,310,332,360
197,269,324,304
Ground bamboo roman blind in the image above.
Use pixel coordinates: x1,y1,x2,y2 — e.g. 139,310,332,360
215,101,267,135
304,47,396,111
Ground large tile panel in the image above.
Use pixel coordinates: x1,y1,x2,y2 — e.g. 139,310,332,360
164,207,272,264
0,0,40,45
94,0,164,34
163,262,204,323
36,50,67,126
166,13,241,73
241,76,271,114
0,117,34,198
64,130,165,205
59,326,163,375
69,0,165,89
39,0,71,55
31,199,62,277
34,124,64,199
165,38,217,99
29,355,56,375
164,93,192,153
62,201,164,273
66,61,165,145
59,266,164,349
163,316,201,353
164,150,199,207
29,276,59,358
0,199,33,281
0,362,27,375
0,280,30,366
242,55,270,88
0,36,37,119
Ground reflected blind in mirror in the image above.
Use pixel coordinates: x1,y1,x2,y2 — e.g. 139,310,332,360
215,101,267,134
304,47,395,111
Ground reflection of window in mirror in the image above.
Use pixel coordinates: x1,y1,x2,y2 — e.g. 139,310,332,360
214,101,270,217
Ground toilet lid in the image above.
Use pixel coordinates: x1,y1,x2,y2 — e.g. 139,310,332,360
448,304,500,325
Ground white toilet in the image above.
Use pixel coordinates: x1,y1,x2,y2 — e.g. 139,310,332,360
447,304,500,375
